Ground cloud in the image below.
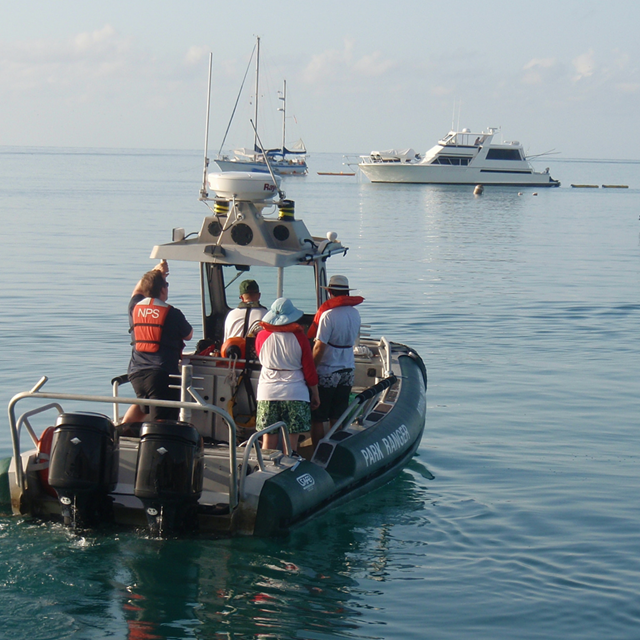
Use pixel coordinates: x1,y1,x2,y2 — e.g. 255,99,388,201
73,25,128,56
302,39,354,84
524,58,556,70
572,50,595,80
302,38,394,87
431,86,453,97
521,58,558,85
613,50,630,70
185,45,210,65
616,82,640,94
0,24,139,96
353,51,396,77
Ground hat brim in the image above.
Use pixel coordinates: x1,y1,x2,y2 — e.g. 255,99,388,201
320,285,354,290
262,308,304,326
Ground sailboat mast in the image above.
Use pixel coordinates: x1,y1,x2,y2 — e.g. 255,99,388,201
280,80,286,156
254,36,260,153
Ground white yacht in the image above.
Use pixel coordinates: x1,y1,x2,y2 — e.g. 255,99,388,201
358,128,560,187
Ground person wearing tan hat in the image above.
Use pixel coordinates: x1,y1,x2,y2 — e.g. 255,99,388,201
223,279,267,342
308,275,364,448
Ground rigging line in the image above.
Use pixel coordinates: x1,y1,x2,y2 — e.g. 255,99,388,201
527,149,560,159
218,44,257,157
250,119,284,200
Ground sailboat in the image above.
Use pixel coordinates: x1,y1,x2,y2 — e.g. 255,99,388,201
215,38,308,176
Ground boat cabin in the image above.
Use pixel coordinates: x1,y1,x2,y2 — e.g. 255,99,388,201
438,128,496,148
147,171,357,443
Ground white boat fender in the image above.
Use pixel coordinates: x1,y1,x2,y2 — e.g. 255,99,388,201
317,231,339,254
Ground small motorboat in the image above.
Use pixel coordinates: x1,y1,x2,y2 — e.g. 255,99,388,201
358,127,560,187
0,170,427,537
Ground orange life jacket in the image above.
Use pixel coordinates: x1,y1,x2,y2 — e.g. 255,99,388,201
307,296,364,339
131,298,171,352
35,426,57,498
221,337,246,359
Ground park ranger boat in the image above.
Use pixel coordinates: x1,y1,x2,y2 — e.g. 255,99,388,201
0,170,427,537
358,127,560,186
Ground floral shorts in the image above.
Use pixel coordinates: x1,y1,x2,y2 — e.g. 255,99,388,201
256,400,311,434
312,368,355,422
317,368,355,389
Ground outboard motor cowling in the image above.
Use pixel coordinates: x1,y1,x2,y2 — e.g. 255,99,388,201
134,421,204,535
47,412,118,528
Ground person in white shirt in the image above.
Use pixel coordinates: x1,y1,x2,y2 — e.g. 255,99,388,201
223,279,267,342
309,275,363,448
255,298,320,452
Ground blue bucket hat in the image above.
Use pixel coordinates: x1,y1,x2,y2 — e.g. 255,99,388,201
262,297,304,326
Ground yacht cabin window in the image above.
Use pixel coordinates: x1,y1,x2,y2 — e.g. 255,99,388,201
486,148,523,161
432,156,471,166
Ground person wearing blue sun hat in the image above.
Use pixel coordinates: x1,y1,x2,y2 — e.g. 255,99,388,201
254,297,320,451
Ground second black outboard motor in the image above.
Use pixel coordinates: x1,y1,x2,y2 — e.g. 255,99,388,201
134,421,204,536
48,412,118,528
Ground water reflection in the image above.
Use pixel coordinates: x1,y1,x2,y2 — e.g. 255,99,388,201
110,466,432,639
0,463,433,638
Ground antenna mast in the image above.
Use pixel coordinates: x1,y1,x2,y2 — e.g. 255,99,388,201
200,52,213,200
253,36,260,153
279,80,286,155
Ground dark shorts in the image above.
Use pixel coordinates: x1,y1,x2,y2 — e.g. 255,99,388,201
129,369,180,421
311,381,353,422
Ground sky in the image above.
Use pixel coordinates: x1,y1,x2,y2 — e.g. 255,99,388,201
2,0,640,159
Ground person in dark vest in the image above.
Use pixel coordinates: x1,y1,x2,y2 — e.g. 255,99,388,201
223,279,267,341
122,260,193,423
309,275,363,448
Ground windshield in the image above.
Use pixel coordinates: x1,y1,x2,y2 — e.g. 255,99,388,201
222,264,318,315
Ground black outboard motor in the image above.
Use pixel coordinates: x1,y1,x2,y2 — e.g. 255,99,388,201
47,412,118,528
134,421,204,536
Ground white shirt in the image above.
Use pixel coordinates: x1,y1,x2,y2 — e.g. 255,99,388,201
315,306,361,374
256,331,314,402
223,306,267,342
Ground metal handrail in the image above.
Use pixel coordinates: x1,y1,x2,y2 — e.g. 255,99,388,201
323,375,398,441
238,421,292,500
7,378,240,511
379,336,393,377
15,403,65,446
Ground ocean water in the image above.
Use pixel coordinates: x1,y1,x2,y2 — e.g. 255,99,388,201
1,148,639,639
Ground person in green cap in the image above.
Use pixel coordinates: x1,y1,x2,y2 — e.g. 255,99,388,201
223,279,268,342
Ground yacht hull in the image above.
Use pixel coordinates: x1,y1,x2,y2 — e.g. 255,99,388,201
359,163,560,186
214,159,308,176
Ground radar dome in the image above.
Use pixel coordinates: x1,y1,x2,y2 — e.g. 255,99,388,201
207,171,281,202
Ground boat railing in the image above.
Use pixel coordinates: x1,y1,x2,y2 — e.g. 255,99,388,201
7,372,240,510
14,402,65,455
379,336,393,378
238,421,291,500
321,374,398,444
